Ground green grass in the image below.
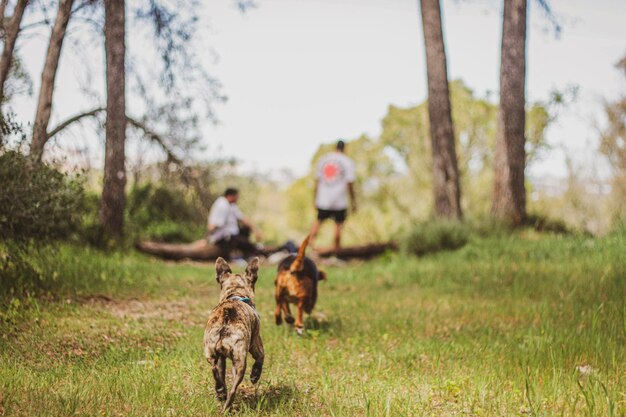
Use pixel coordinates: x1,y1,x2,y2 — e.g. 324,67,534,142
1,232,624,416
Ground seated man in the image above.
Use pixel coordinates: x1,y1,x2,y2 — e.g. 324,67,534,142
208,187,262,261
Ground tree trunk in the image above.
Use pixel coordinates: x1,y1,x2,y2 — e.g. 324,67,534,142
30,0,74,161
492,0,527,225
419,0,462,219
99,0,126,238
0,0,28,104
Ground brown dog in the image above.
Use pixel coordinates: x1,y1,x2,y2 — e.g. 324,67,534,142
274,235,326,335
203,257,264,412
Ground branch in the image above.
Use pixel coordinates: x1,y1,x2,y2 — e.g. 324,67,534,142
126,116,182,164
46,106,105,139
534,0,562,37
46,108,184,166
0,0,8,31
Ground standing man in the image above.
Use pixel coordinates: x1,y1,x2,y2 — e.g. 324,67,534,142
309,140,357,251
208,188,262,261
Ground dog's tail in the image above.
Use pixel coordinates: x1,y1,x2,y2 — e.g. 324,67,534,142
289,234,310,273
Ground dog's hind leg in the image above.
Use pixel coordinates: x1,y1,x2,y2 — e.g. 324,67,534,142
249,335,264,384
223,351,247,412
294,300,305,335
210,355,227,401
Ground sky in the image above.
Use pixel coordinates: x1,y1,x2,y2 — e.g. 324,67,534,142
11,0,626,181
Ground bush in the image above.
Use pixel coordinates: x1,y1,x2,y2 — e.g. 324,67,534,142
126,183,206,243
401,220,470,256
0,150,86,242
142,220,204,243
524,213,571,234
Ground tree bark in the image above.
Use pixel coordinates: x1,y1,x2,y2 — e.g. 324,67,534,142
419,0,462,219
0,0,28,104
492,0,527,225
136,239,224,261
29,0,75,161
100,0,126,238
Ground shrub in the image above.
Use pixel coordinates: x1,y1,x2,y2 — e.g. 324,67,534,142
401,220,469,256
0,150,86,242
142,220,204,243
524,213,571,234
126,183,206,243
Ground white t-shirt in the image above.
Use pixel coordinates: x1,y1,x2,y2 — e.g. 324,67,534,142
315,151,356,210
208,196,244,242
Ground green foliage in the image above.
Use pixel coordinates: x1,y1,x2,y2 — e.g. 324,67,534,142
401,220,470,256
286,80,555,247
0,150,86,242
128,183,198,225
381,80,553,216
286,177,315,235
126,183,206,243
141,220,202,243
524,212,571,234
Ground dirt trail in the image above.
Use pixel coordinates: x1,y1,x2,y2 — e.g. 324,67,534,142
81,295,210,326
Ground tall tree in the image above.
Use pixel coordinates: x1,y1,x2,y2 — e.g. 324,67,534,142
0,0,28,104
29,0,75,161
100,0,126,238
419,0,462,219
492,0,527,224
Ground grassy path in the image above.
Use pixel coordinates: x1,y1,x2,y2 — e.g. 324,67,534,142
1,233,624,416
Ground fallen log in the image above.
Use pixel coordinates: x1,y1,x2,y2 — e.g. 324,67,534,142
316,242,397,260
136,239,397,262
135,239,282,261
135,239,222,261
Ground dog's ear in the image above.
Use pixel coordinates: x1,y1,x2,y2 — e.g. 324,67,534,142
215,257,231,284
245,257,260,284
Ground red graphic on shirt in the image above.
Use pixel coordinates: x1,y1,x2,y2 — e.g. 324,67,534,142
323,162,339,180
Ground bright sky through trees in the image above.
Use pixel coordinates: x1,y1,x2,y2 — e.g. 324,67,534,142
11,0,626,179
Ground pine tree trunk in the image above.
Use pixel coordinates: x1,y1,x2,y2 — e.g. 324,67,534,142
492,0,527,225
30,0,74,161
99,0,126,238
419,0,462,219
0,0,28,104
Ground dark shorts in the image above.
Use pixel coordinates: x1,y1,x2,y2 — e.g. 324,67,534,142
317,208,347,223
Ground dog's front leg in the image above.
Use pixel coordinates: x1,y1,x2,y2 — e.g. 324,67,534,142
274,299,283,325
281,301,295,324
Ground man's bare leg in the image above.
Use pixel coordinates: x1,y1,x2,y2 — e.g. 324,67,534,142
309,219,322,250
333,222,343,251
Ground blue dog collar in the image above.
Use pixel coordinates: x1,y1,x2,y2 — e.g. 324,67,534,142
229,296,254,307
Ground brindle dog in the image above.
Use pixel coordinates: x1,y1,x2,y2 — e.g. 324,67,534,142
274,235,327,335
204,257,264,412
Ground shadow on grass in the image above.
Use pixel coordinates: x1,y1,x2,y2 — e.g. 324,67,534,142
237,383,298,412
304,312,342,336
